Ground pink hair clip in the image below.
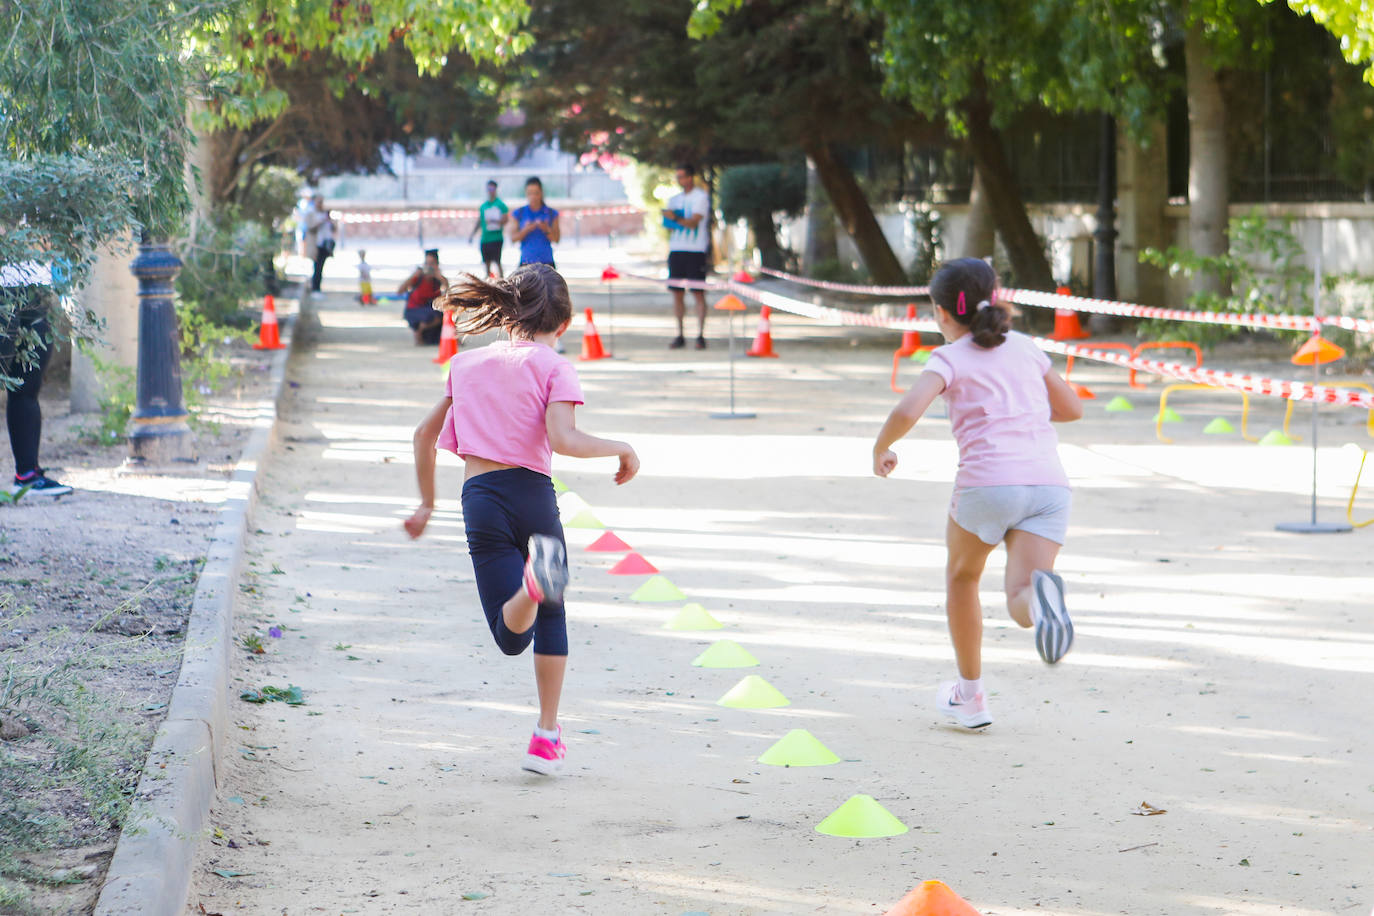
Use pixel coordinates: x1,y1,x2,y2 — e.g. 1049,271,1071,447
956,291,967,315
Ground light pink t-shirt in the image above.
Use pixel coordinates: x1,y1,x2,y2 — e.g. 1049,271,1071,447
437,340,584,476
924,330,1068,489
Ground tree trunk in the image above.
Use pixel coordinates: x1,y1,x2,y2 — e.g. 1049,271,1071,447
1184,19,1230,298
803,141,907,284
803,157,838,270
749,210,783,270
961,91,1056,290
960,167,996,259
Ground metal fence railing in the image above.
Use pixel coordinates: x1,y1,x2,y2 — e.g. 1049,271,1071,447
319,167,628,204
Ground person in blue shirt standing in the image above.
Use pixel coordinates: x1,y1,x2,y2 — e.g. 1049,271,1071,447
511,177,560,269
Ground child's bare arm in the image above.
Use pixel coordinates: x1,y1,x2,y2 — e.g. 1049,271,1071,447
1044,370,1084,422
545,401,638,485
405,397,452,538
872,370,945,477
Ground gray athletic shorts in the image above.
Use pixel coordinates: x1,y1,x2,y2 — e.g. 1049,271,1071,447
950,485,1071,546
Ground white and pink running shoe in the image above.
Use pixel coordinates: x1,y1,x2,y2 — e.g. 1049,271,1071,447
935,680,993,729
522,726,566,776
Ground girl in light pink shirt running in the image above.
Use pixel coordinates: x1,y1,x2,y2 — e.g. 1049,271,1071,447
406,264,639,775
872,258,1083,730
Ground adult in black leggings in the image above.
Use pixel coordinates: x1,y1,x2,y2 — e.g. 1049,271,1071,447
1,286,71,497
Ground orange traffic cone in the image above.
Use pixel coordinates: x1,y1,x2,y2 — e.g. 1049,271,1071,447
1050,285,1091,341
883,880,984,916
891,303,921,393
432,310,459,364
581,307,608,361
747,305,779,357
252,294,286,350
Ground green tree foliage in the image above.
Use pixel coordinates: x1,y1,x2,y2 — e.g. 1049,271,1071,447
1266,0,1374,78
718,162,807,268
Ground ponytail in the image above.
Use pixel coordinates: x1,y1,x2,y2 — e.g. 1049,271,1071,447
929,257,1009,349
434,263,571,337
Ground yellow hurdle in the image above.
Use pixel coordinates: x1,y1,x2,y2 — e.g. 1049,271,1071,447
1281,381,1374,443
1156,384,1257,444
1348,448,1373,529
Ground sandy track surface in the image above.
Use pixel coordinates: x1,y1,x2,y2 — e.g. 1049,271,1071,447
187,271,1373,915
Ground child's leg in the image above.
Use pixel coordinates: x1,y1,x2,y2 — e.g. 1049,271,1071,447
944,516,997,680
533,654,566,731
1003,529,1061,628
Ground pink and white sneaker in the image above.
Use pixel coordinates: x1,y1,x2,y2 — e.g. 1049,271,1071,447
935,681,992,729
522,726,566,775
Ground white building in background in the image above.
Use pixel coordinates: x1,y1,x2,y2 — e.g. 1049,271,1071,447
319,140,628,205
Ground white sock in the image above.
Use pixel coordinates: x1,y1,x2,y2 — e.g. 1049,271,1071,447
958,677,983,701
533,724,559,741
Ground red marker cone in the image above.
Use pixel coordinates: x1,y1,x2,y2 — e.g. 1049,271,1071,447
747,305,779,358
1050,286,1091,341
432,310,459,364
586,531,633,552
608,552,658,575
252,294,286,350
581,307,608,361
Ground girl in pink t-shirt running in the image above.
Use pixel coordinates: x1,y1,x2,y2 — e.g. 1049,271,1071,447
872,258,1083,730
405,263,640,774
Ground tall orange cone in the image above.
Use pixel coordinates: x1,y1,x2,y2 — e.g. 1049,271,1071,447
1050,285,1091,341
746,305,779,358
883,880,984,916
581,307,608,361
252,294,286,350
891,303,920,392
432,310,459,364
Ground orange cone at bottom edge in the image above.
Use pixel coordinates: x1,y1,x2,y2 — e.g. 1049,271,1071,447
883,880,984,916
432,310,459,364
747,306,779,357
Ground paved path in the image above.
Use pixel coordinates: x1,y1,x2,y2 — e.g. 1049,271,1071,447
187,274,1373,915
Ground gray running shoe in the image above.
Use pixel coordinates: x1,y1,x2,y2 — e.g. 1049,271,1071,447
1031,570,1073,664
526,535,569,604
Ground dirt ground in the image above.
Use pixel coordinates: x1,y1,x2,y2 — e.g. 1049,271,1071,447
0,323,286,916
186,249,1372,916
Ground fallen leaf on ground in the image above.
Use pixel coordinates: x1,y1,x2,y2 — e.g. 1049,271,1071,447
1132,801,1167,816
212,869,252,878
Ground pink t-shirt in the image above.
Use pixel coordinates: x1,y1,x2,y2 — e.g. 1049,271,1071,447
924,330,1068,489
437,340,584,476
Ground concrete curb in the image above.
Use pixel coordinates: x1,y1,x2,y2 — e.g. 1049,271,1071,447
94,294,316,916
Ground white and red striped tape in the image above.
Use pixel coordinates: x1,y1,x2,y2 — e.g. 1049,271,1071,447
332,205,641,225
756,265,1374,337
609,264,1374,411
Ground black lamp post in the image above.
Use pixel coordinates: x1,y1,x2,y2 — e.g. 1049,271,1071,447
127,234,194,464
1093,113,1118,301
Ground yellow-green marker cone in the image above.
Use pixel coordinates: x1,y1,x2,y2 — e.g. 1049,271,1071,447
691,639,759,668
1258,429,1294,446
758,729,840,767
557,491,587,512
1104,395,1134,412
717,674,789,709
663,603,723,631
564,508,604,529
910,349,932,364
1203,417,1235,434
631,575,686,602
814,794,909,838
1154,406,1183,424
551,476,569,493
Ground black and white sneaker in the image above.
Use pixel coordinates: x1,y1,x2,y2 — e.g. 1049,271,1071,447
10,472,72,499
694,336,707,350
1031,570,1073,664
525,535,569,604
668,335,686,350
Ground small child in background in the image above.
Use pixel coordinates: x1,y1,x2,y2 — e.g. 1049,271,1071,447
872,257,1083,730
356,249,374,306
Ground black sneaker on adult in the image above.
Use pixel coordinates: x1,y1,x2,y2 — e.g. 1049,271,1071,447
695,336,707,350
11,472,72,498
668,336,686,349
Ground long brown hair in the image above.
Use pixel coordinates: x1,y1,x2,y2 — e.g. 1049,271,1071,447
433,263,572,337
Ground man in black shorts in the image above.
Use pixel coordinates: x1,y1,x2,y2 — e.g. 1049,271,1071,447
663,164,711,349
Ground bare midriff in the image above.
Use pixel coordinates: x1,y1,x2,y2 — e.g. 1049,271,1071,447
463,455,519,480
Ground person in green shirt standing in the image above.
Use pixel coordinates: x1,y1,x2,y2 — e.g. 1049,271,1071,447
470,180,509,278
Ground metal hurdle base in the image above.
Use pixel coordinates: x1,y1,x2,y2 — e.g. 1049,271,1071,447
1274,520,1352,534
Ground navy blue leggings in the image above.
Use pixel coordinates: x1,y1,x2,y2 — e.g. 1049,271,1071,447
461,467,569,656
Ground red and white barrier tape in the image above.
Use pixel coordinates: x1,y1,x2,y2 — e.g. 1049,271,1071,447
758,266,930,297
609,264,1373,411
332,205,641,225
